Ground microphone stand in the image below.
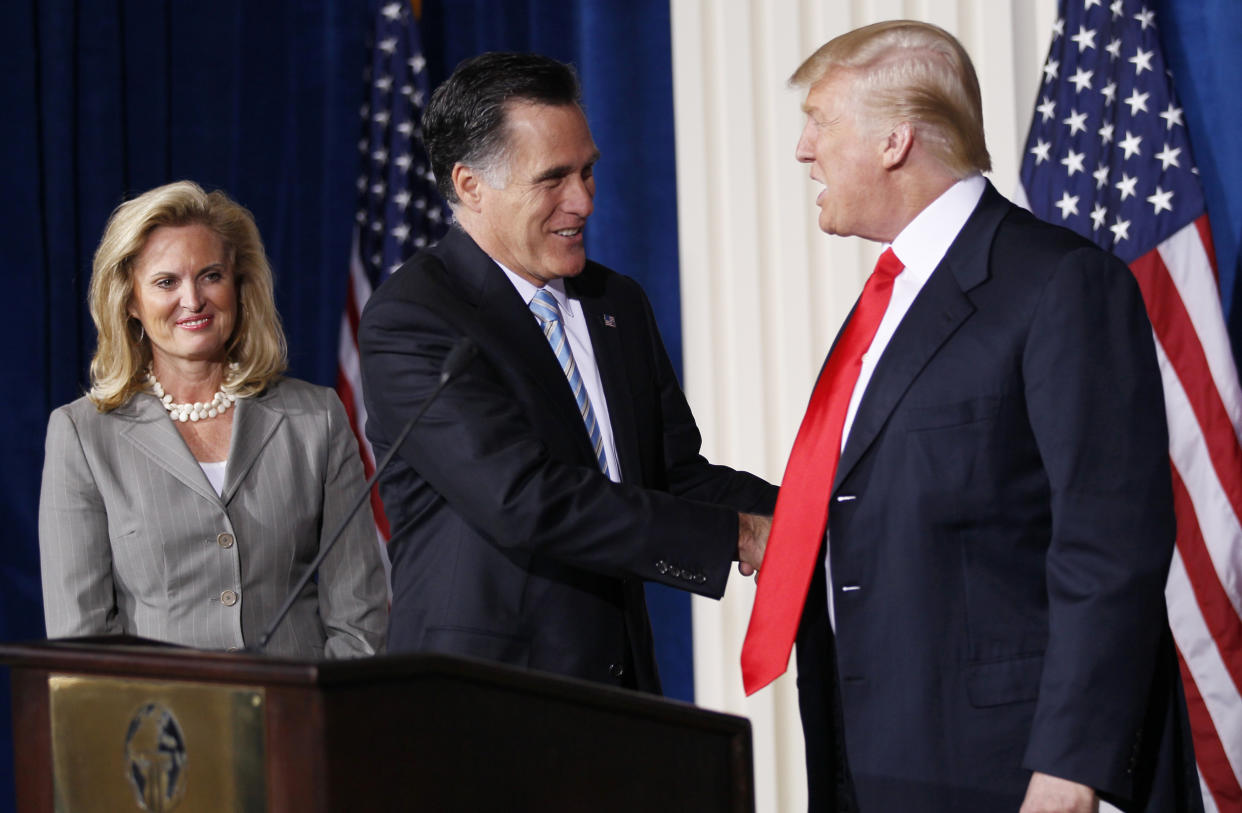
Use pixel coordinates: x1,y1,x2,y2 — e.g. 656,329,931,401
255,337,477,653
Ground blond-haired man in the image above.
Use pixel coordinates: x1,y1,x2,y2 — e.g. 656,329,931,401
743,20,1200,813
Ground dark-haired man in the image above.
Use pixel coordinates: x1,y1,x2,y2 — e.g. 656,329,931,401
359,52,776,693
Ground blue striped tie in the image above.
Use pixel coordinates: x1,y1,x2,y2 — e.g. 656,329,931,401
529,289,611,478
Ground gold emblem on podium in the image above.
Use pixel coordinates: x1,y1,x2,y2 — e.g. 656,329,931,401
123,703,187,811
49,675,265,812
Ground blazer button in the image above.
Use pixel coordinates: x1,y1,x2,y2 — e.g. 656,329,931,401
217,532,235,548
656,560,669,574
220,590,238,606
608,663,625,678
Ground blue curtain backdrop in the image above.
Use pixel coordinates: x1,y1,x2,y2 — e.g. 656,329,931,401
1160,0,1242,363
1,1,1239,810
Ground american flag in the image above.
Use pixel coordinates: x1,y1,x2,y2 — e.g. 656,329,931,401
337,0,448,543
1018,1,1242,809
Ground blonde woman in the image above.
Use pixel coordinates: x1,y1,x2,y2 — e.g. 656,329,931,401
38,181,386,658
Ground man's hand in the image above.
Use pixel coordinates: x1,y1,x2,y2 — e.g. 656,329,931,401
737,513,772,576
1019,772,1098,813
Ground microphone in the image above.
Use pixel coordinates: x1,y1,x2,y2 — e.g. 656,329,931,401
255,336,478,653
439,334,479,385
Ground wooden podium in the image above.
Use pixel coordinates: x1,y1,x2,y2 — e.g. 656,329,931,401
0,638,754,812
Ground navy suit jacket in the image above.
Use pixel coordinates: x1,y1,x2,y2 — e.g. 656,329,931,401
795,184,1201,811
359,226,777,692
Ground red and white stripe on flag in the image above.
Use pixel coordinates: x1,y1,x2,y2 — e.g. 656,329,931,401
1017,2,1242,808
337,238,389,540
336,0,447,548
1137,218,1242,809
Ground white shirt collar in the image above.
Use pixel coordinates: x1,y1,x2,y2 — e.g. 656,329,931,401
495,261,577,318
887,173,986,283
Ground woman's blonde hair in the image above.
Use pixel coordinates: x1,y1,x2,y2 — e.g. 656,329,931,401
87,180,287,411
791,20,991,179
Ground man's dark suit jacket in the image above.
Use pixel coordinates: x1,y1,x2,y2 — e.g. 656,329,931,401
358,226,777,693
795,183,1202,811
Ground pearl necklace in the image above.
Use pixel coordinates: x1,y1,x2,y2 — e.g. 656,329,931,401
145,365,239,423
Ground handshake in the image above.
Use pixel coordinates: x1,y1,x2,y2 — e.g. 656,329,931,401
736,513,773,577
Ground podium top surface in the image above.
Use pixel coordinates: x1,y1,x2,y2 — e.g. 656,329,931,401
0,637,749,736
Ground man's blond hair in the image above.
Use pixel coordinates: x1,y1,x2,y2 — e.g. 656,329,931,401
792,19,991,179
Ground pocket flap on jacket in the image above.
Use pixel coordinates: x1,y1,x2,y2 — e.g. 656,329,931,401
965,653,1043,708
905,395,1000,431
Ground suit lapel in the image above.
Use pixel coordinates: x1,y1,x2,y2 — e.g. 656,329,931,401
440,228,605,461
573,281,637,483
833,265,976,489
222,389,285,505
120,395,221,506
833,183,1009,491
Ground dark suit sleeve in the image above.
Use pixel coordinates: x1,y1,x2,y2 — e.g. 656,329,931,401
1020,246,1176,797
636,288,779,515
359,286,742,598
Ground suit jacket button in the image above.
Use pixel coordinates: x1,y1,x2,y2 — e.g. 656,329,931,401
656,560,669,574
608,663,624,678
217,532,235,548
220,590,238,606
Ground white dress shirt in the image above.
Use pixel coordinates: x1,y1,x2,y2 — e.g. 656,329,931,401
199,459,227,496
827,173,987,625
498,264,622,483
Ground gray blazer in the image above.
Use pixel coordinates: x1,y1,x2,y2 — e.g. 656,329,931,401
38,377,387,659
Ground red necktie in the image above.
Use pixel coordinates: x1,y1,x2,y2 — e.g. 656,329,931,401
741,248,905,695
